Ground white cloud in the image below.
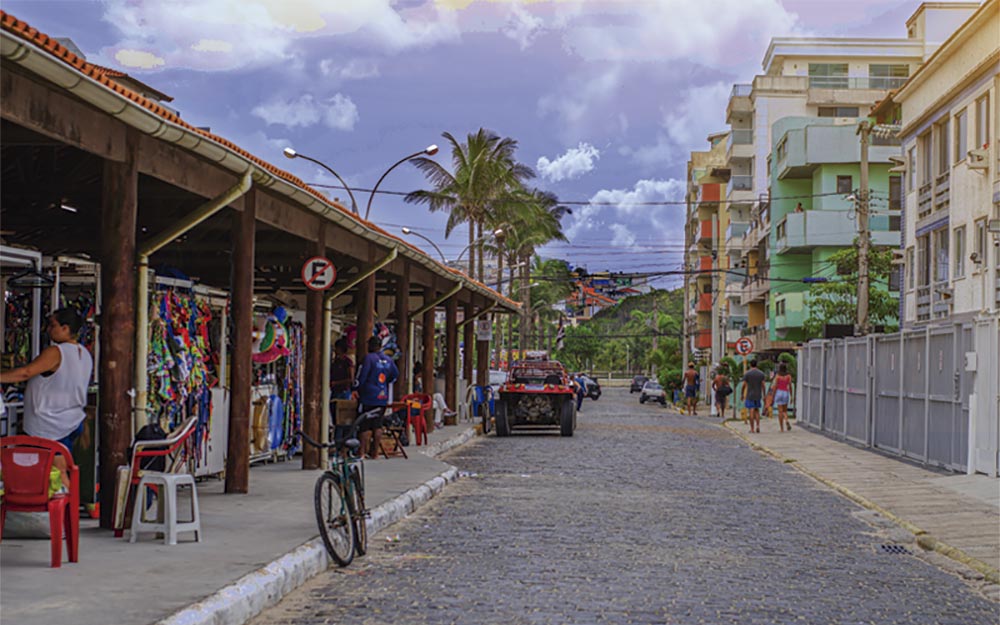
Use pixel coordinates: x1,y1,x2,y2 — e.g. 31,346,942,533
565,178,686,241
114,49,165,69
538,67,622,132
191,39,233,53
251,93,359,131
502,4,543,50
609,224,637,249
536,143,600,183
100,0,460,71
320,58,381,80
662,82,731,148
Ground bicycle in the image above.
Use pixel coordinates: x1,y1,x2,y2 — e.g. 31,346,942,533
297,407,382,566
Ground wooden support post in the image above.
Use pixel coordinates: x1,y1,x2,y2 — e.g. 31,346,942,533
226,190,255,493
476,314,490,388
445,297,458,425
98,129,138,529
422,286,435,431
394,265,410,399
463,303,474,388
302,227,327,470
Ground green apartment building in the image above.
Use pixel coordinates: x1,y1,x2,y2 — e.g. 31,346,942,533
767,116,902,342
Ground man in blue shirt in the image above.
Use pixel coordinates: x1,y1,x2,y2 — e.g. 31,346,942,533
353,335,399,458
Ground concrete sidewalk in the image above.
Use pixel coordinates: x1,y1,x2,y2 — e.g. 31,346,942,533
675,403,999,583
0,423,479,625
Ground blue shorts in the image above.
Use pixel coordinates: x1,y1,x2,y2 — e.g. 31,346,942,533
684,385,698,398
57,420,86,452
774,390,790,406
744,399,762,410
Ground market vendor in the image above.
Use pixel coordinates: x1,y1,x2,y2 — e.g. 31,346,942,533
0,308,93,487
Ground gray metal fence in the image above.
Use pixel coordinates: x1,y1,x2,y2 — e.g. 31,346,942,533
797,316,1000,475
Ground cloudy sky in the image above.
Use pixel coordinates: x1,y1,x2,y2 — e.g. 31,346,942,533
6,0,931,284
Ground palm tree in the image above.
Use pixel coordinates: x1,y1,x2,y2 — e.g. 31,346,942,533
405,129,533,282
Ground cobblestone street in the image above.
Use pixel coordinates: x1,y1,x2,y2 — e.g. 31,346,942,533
252,389,999,625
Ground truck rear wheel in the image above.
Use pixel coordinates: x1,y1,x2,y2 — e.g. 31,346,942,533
495,402,511,437
560,400,574,437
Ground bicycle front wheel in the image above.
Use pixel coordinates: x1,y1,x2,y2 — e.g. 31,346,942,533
314,472,354,566
349,466,367,556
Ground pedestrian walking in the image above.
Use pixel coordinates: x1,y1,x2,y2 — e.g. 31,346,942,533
772,362,794,432
352,335,398,459
682,363,699,415
711,368,732,418
740,359,766,433
574,372,586,412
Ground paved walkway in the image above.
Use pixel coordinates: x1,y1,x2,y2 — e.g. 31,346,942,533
0,422,477,625
675,402,999,580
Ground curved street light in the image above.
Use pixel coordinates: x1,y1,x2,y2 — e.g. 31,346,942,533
455,227,505,263
365,144,439,221
400,227,446,264
283,147,359,215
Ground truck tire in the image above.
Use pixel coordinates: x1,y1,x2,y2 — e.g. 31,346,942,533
560,400,574,437
495,402,511,437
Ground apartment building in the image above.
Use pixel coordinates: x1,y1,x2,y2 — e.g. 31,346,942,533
684,132,729,363
768,117,902,341
721,2,977,353
893,0,999,325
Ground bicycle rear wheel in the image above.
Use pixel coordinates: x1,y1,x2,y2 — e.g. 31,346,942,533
314,472,354,566
349,467,367,556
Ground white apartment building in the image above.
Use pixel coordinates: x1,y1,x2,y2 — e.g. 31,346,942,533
895,0,1000,324
723,1,979,349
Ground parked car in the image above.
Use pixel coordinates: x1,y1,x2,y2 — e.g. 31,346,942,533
630,375,649,393
639,381,667,405
579,374,601,400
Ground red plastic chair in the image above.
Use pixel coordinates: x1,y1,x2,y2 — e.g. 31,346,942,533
401,393,431,446
0,436,80,568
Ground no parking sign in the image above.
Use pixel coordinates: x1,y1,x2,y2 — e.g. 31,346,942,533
735,337,754,355
301,256,337,291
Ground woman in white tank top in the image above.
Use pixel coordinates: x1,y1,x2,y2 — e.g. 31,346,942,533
0,308,93,484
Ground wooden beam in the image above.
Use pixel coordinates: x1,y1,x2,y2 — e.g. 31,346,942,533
355,245,376,368
394,264,411,398
302,224,327,470
422,286,436,431
463,303,474,388
98,128,137,529
136,134,244,208
445,297,458,423
226,192,255,494
1,67,126,161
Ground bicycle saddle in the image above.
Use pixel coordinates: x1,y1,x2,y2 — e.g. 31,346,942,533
344,438,361,451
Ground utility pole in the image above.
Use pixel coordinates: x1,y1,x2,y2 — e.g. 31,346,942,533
651,294,659,376
856,120,872,336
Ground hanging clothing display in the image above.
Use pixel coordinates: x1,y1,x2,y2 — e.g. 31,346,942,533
250,307,303,458
3,291,36,367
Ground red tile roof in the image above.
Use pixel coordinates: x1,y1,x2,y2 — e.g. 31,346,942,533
0,10,515,307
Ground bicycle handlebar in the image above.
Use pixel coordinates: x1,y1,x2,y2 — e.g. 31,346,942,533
295,406,386,450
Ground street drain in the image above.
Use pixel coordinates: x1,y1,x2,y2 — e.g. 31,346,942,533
879,544,912,555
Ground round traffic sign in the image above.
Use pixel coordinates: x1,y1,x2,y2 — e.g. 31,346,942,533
301,256,337,291
735,337,754,355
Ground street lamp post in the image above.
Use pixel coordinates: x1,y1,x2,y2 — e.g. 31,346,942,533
400,227,446,264
283,147,359,215
365,145,439,221
455,227,505,263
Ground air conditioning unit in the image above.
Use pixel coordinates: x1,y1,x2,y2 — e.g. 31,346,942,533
967,148,988,170
890,249,906,265
888,155,907,174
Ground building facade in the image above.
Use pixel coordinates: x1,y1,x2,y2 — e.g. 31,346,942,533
895,0,1000,325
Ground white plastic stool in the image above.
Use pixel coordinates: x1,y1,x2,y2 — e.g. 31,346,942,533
129,472,202,545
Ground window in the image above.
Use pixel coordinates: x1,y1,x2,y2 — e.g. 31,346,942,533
974,218,988,267
936,119,950,175
809,63,849,88
837,175,853,194
955,109,967,162
907,147,916,191
906,247,914,290
917,235,930,286
818,106,860,117
953,226,965,278
775,138,787,161
975,95,990,149
869,64,909,89
889,265,901,292
776,221,786,240
889,175,902,211
934,228,949,282
919,132,932,186
776,299,786,316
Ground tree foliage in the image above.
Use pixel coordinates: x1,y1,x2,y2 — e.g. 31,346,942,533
803,244,899,338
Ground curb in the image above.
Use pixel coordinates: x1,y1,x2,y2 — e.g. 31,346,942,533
157,456,468,625
421,426,478,458
722,421,1000,585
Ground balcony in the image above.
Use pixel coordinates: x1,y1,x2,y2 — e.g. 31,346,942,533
740,275,770,306
807,76,908,90
726,84,752,122
727,129,754,161
773,210,900,254
916,281,952,321
933,172,950,211
698,255,713,272
741,325,771,353
726,175,754,202
696,292,713,312
917,182,933,219
774,292,807,330
693,329,712,350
